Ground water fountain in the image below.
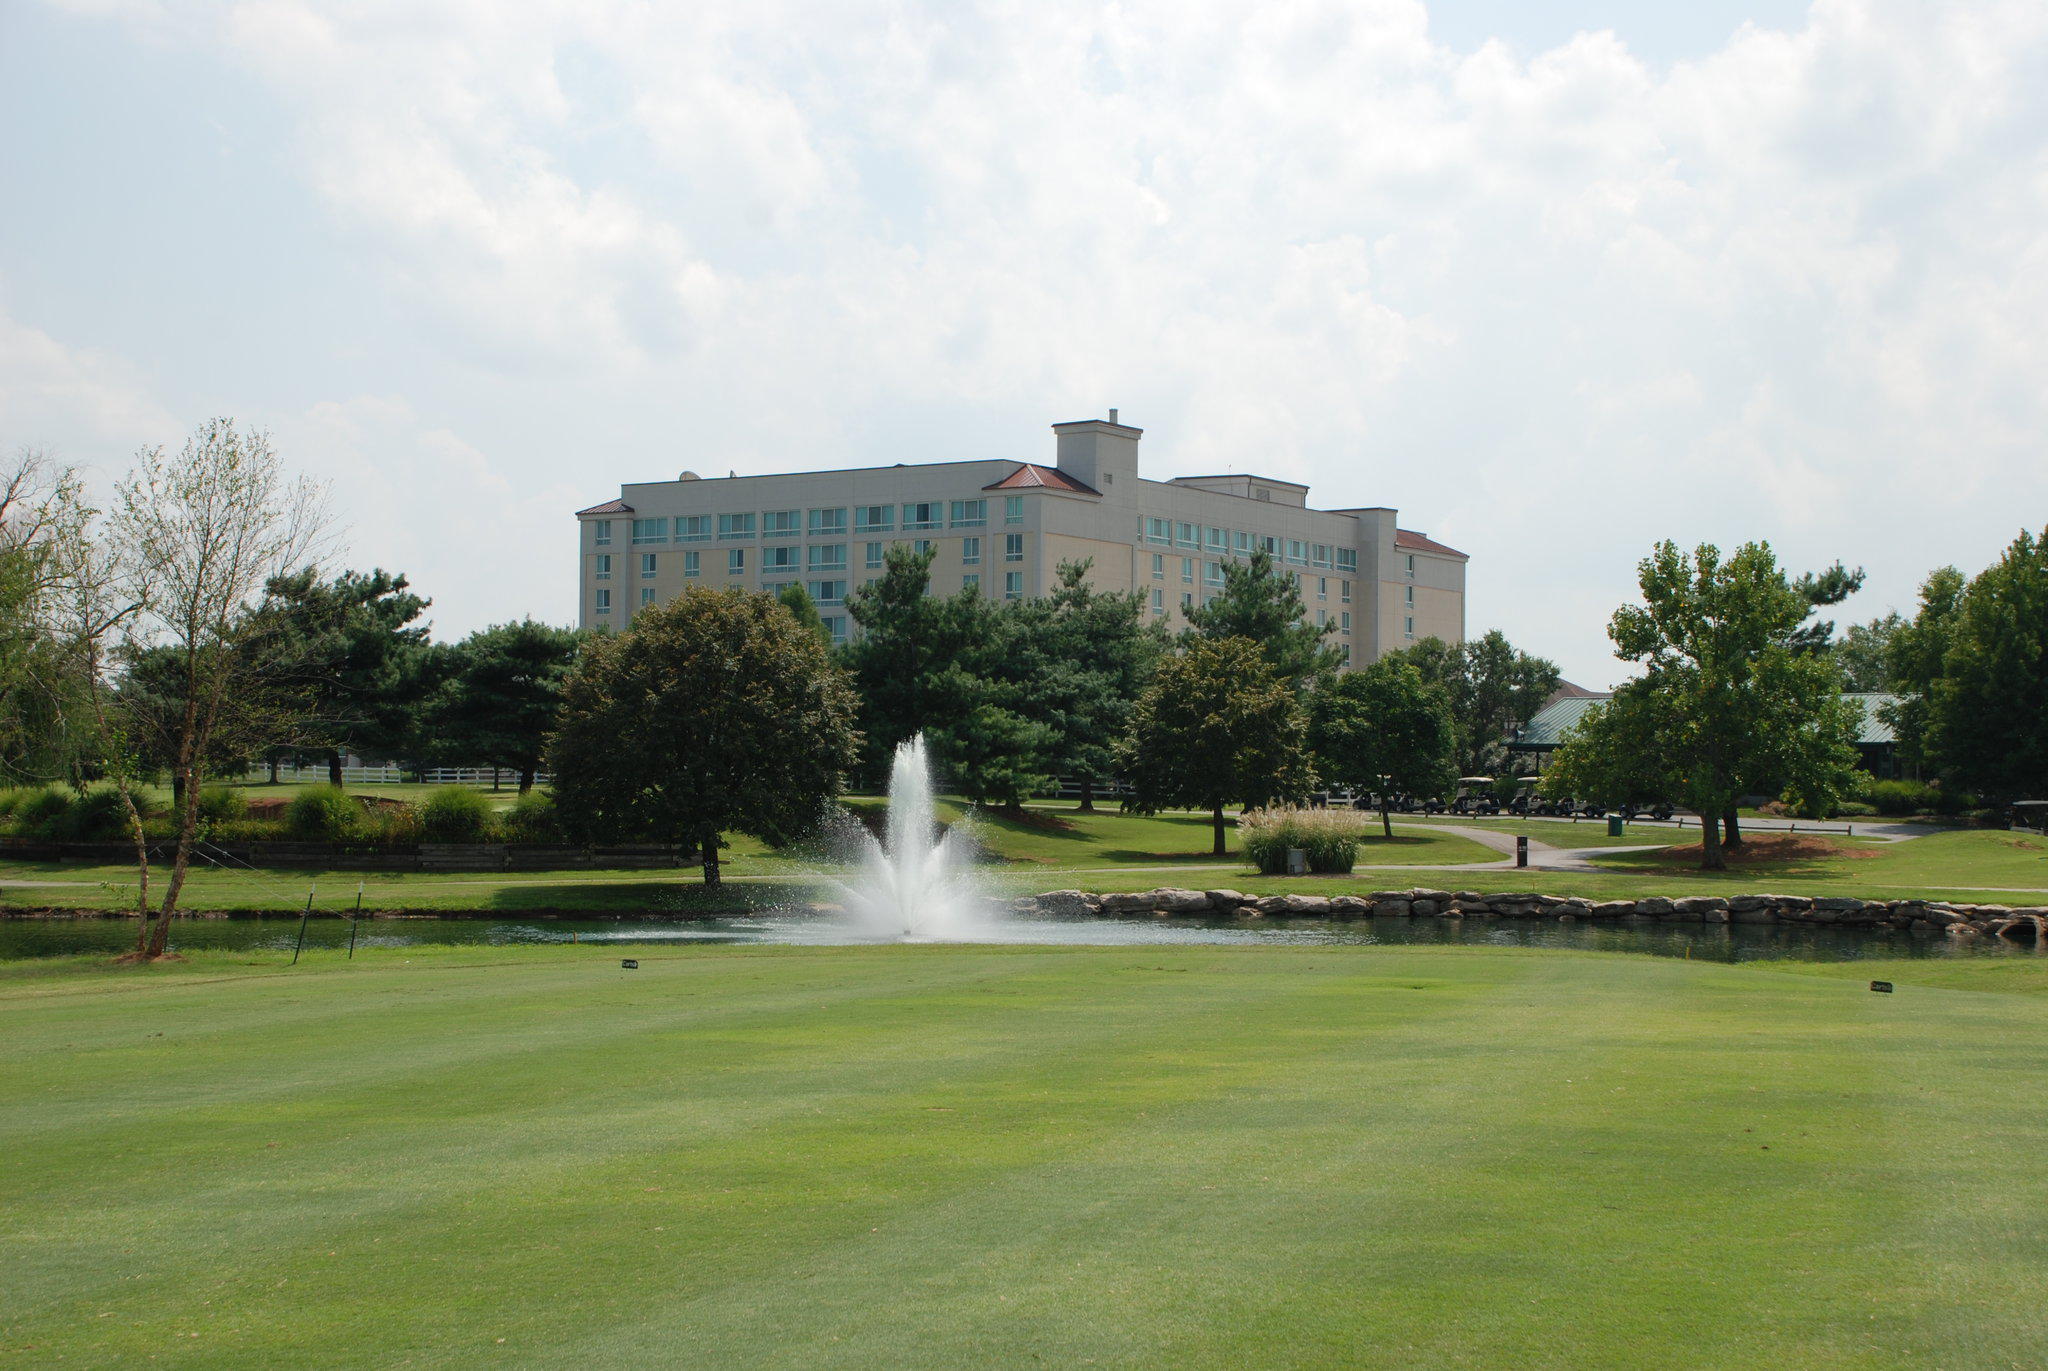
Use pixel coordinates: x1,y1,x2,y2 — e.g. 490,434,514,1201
836,734,994,940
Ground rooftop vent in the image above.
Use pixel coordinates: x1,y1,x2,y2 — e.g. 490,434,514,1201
678,470,699,481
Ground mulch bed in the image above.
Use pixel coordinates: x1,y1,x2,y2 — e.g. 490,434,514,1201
1641,834,1880,865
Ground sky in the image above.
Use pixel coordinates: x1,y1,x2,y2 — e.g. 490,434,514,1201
2,0,2044,688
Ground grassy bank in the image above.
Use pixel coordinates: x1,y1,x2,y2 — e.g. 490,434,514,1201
3,943,2045,1368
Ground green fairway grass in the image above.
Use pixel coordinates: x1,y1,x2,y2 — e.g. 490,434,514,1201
2,943,2044,1368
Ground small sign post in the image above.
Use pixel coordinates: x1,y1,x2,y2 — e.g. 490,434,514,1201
1515,836,1529,869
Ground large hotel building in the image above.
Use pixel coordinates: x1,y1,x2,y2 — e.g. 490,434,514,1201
574,414,1466,665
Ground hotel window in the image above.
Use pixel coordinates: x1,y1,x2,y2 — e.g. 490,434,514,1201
1311,544,1330,568
864,541,885,569
1181,557,1193,583
1151,553,1164,577
1405,553,1416,579
763,509,800,537
949,499,986,529
1176,522,1198,548
822,615,848,646
855,505,893,534
1335,548,1357,572
1004,496,1024,526
1405,615,1415,639
684,551,700,577
594,588,611,613
903,502,942,531
914,539,935,555
1003,572,1023,601
1341,579,1352,603
640,553,658,579
1206,526,1227,552
1180,592,1193,609
962,537,981,566
1150,587,1164,614
1233,530,1252,554
718,512,756,540
640,586,655,607
1287,539,1307,565
727,548,746,574
808,580,847,607
594,554,611,580
1004,533,1024,562
631,518,667,545
809,544,847,572
963,573,980,592
1340,612,1351,633
809,507,848,536
761,581,792,597
1343,645,1353,665
1145,517,1171,544
1405,585,1415,607
1205,561,1224,586
1317,577,1328,600
1260,535,1279,555
676,515,710,542
764,546,798,572
1315,609,1326,626
592,520,612,546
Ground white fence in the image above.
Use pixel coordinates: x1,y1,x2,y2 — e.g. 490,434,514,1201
249,764,550,788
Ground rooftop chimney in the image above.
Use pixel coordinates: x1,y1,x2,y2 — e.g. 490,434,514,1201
1052,413,1141,493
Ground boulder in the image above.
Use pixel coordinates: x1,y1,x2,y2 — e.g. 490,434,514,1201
1377,898,1414,917
1254,895,1292,915
1590,900,1637,919
1279,894,1334,915
1409,888,1452,902
1450,899,1496,916
1098,892,1155,912
1147,887,1213,914
1204,889,1254,910
1674,897,1729,916
1329,895,1374,916
1555,899,1593,918
1635,897,1676,916
1369,891,1415,902
1410,899,1441,917
1035,890,1099,917
1727,895,1773,913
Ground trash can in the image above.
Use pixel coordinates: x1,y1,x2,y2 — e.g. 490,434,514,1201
1606,816,1624,838
1286,848,1308,876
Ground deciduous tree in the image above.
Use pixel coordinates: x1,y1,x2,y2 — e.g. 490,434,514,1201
1308,657,1456,837
1924,527,2048,802
1390,630,1561,774
1183,547,1341,687
1118,636,1313,856
548,586,858,885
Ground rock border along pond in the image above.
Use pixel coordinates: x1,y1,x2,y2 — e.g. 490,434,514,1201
1026,888,2048,944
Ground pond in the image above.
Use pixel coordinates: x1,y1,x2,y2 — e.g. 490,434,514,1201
1,911,2031,963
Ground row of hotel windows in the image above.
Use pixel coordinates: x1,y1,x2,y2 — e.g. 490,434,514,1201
1150,553,1353,604
591,498,1026,548
1141,518,1361,573
594,535,1024,583
591,569,1028,629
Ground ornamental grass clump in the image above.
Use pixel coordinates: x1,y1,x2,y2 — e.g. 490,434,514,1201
1238,805,1365,875
287,786,360,841
421,787,497,843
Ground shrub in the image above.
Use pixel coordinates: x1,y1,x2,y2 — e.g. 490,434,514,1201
504,790,561,843
57,787,155,841
0,788,29,819
287,786,361,841
10,788,73,837
365,802,423,845
197,786,250,825
420,787,496,843
1238,806,1363,875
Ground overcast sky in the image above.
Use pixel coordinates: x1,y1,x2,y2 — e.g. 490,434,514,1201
4,0,2044,686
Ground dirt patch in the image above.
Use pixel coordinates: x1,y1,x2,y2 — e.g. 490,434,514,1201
1643,834,1880,865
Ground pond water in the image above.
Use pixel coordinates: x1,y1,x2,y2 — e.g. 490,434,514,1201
1,911,2030,963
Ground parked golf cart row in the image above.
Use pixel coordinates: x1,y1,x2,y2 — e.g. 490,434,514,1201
1317,776,1676,822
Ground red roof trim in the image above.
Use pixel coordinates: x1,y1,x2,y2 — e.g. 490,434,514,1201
575,498,633,516
1395,529,1466,559
981,463,1100,496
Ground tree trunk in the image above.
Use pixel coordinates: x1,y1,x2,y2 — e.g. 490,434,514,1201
267,753,280,784
1211,801,1227,857
700,827,721,887
1723,809,1743,849
326,749,343,788
519,767,535,794
1700,813,1726,871
170,772,186,810
1380,799,1394,840
148,759,204,957
1077,776,1095,813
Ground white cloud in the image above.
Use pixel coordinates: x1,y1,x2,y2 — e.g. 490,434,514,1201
22,0,2048,679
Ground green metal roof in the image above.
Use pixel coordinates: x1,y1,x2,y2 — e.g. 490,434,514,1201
1509,691,1903,750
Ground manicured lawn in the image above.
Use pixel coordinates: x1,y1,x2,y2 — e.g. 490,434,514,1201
1586,828,2048,894
2,943,2044,1368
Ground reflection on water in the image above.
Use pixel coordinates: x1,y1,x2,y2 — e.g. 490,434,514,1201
1,910,2030,963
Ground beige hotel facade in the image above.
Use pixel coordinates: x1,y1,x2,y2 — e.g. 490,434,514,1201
574,415,1466,664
